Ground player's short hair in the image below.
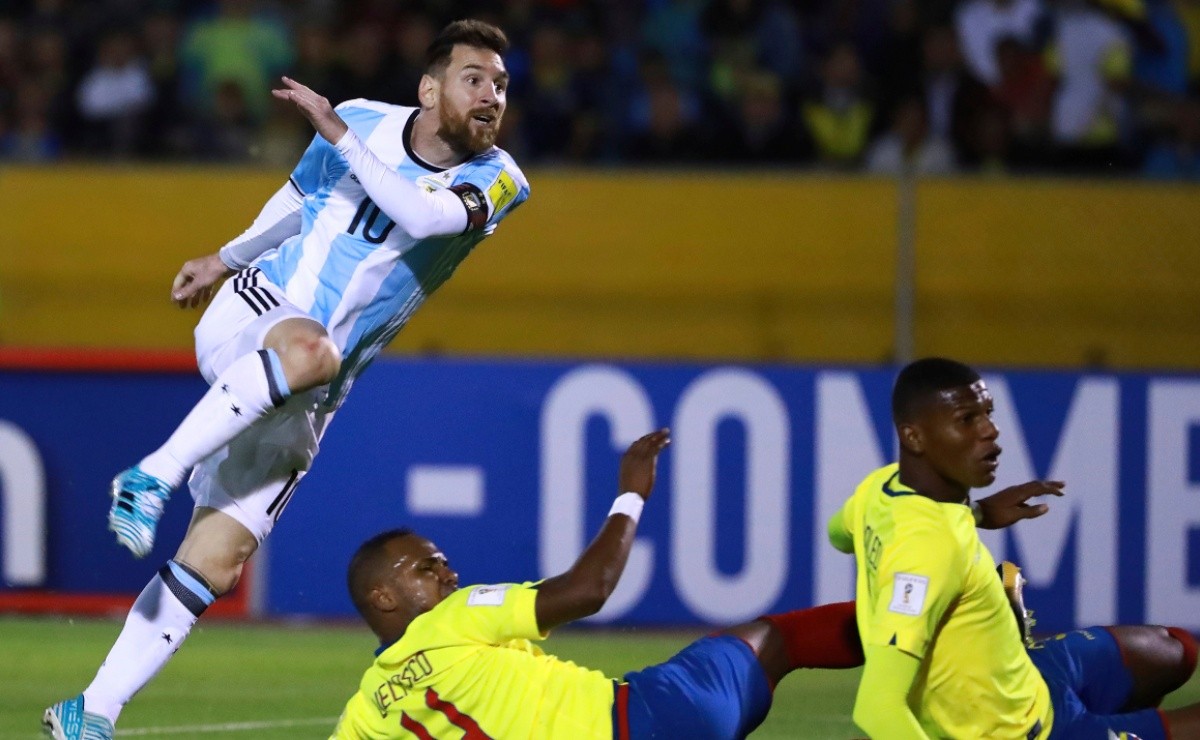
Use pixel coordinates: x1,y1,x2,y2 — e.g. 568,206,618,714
425,19,509,76
891,357,981,423
347,527,416,618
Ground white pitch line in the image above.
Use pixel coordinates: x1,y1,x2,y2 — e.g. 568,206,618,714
117,717,338,736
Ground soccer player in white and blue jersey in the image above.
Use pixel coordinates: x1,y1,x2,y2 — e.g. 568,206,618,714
43,20,529,740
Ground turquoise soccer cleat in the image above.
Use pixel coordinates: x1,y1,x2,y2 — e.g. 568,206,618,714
42,695,113,740
107,466,172,559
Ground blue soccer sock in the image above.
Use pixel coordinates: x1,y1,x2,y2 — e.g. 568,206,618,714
82,561,218,724
139,349,292,488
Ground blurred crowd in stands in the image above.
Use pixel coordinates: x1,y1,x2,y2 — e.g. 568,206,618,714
2,0,1199,178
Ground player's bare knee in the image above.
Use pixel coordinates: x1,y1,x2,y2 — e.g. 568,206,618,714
1166,626,1199,683
282,335,340,390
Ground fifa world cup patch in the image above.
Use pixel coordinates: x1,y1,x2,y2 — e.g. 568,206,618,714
888,573,929,616
488,170,517,213
467,584,512,607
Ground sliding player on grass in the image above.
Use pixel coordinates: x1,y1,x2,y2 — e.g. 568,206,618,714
332,429,866,739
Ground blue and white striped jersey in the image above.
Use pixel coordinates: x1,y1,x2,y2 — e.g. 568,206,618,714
252,99,530,408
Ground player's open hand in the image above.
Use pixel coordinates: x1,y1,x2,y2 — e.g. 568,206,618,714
618,429,670,501
974,480,1065,530
272,76,349,145
171,253,234,309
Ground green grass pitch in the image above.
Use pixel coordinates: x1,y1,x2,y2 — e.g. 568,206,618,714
5,615,1200,739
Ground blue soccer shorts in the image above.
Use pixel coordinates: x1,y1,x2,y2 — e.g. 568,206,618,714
1028,627,1167,740
611,634,773,739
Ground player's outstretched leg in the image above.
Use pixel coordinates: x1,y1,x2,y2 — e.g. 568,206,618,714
107,348,294,557
47,510,250,735
732,600,864,686
41,695,113,740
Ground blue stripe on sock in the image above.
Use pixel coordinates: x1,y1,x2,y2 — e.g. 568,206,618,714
261,348,292,404
166,561,216,608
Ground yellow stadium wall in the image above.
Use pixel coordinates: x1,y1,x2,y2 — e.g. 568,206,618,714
1,167,1197,369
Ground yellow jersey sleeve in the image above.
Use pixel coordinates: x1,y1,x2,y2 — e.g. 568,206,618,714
330,689,384,739
828,498,856,554
867,516,964,660
431,582,543,645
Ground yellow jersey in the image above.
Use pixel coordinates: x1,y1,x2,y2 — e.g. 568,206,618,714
331,582,615,739
831,464,1053,739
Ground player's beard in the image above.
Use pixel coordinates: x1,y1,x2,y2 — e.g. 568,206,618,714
438,98,502,155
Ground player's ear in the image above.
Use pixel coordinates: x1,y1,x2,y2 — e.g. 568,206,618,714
418,74,438,109
898,421,923,454
370,586,397,612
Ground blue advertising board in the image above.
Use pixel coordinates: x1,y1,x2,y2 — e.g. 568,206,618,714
3,358,1199,633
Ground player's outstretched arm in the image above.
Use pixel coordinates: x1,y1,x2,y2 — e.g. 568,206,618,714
172,177,306,308
534,430,670,633
273,77,474,240
973,480,1065,530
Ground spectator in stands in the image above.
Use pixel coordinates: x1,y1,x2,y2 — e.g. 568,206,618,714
1142,96,1200,177
517,21,576,162
75,28,154,158
955,0,1046,85
623,51,704,163
24,27,71,141
5,80,62,161
188,78,256,161
140,8,185,157
328,22,401,105
290,22,340,106
179,0,293,124
1046,0,1134,170
992,35,1054,159
1178,0,1200,89
866,95,959,174
711,69,808,164
702,0,807,108
919,24,993,165
801,40,875,168
875,0,927,118
640,0,708,95
1133,0,1191,98
0,17,20,99
562,25,621,161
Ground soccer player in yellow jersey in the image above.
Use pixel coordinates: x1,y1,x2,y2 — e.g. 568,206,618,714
331,429,867,739
830,357,1200,739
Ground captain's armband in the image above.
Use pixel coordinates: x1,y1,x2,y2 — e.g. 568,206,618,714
448,183,488,233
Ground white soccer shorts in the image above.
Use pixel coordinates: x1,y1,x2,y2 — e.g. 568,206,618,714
189,268,335,543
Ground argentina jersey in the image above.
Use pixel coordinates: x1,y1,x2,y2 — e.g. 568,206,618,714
253,99,530,408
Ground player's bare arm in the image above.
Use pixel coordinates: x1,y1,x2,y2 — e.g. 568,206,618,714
272,77,348,145
534,429,670,632
974,480,1064,530
171,253,234,309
